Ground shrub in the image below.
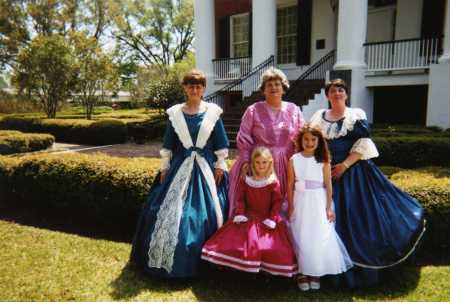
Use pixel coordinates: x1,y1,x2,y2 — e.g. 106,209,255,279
0,116,127,145
0,130,54,155
0,153,159,236
373,137,450,167
0,154,448,261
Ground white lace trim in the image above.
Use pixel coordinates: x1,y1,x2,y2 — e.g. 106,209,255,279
147,152,194,271
196,102,223,147
159,148,172,171
350,138,379,160
309,108,367,139
147,102,224,272
166,104,193,149
214,148,228,171
244,175,277,188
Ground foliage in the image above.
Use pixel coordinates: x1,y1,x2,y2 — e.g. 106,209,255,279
0,116,127,145
373,136,450,167
0,0,109,70
145,52,195,111
12,34,77,118
109,0,194,68
0,130,54,154
70,31,117,119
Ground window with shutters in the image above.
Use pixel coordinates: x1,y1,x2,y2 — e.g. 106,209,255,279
277,6,297,64
231,13,250,57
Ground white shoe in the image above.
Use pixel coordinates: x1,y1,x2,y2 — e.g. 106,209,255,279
310,281,320,290
298,282,310,291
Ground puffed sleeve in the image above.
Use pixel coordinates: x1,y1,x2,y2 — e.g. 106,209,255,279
236,105,255,162
160,122,177,171
269,181,283,221
350,117,379,160
233,179,247,216
212,118,229,170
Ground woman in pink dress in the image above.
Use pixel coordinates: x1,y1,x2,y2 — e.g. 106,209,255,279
228,68,304,215
202,147,297,277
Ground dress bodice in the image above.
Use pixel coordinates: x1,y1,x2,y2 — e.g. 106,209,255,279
291,153,324,182
235,177,283,220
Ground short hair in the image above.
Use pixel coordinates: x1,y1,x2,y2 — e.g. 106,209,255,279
294,123,331,163
325,78,348,96
250,146,276,179
181,69,206,87
258,67,290,93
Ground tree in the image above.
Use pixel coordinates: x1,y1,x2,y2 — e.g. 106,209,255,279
109,0,194,69
71,31,117,119
12,34,76,118
0,0,109,70
0,0,29,70
145,51,195,113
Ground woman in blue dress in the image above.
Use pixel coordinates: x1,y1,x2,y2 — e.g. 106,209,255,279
310,79,425,288
131,69,229,278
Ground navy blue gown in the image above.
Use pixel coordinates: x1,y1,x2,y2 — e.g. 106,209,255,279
131,103,229,278
311,108,425,288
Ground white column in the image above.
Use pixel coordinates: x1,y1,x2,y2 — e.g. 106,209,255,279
334,0,368,69
194,0,215,94
439,0,450,63
252,0,277,68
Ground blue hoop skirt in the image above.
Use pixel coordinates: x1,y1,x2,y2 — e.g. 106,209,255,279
130,112,229,278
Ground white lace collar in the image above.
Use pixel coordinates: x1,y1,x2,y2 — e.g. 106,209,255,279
245,175,277,188
166,102,222,149
309,107,367,139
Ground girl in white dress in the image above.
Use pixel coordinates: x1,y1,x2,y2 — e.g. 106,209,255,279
287,124,353,291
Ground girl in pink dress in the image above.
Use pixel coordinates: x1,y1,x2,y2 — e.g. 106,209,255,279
202,147,298,277
228,68,304,216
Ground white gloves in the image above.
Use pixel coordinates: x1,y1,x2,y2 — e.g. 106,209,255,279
159,148,172,171
233,215,248,224
214,148,229,171
263,219,276,229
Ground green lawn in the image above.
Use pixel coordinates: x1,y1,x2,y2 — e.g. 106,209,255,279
0,220,448,302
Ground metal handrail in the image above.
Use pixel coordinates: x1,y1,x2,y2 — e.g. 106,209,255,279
285,50,336,99
204,55,275,107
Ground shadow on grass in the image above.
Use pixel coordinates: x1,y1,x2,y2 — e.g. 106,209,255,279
109,262,422,302
0,202,134,243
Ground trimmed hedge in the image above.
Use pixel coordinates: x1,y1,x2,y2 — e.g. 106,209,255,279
0,153,448,261
0,130,54,155
373,137,450,168
0,116,127,145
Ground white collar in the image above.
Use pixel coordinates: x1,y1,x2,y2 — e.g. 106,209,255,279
245,175,277,188
309,107,367,139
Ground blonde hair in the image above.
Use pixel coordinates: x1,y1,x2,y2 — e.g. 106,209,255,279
258,67,290,92
250,146,276,179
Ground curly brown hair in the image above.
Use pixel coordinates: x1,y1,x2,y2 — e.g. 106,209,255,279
294,124,331,163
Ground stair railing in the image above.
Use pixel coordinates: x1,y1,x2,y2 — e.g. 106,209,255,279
204,55,275,108
284,50,336,99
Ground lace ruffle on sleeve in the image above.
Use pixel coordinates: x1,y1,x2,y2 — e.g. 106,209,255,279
214,148,229,171
350,138,379,160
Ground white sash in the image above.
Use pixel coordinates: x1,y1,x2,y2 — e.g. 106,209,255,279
147,102,224,272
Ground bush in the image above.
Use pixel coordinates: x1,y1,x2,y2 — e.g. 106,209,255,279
127,118,167,143
373,137,450,167
0,116,127,145
387,167,450,262
0,130,54,155
0,154,448,261
0,154,159,236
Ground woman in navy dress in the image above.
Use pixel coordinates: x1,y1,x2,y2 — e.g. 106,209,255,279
310,79,425,288
131,69,229,278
